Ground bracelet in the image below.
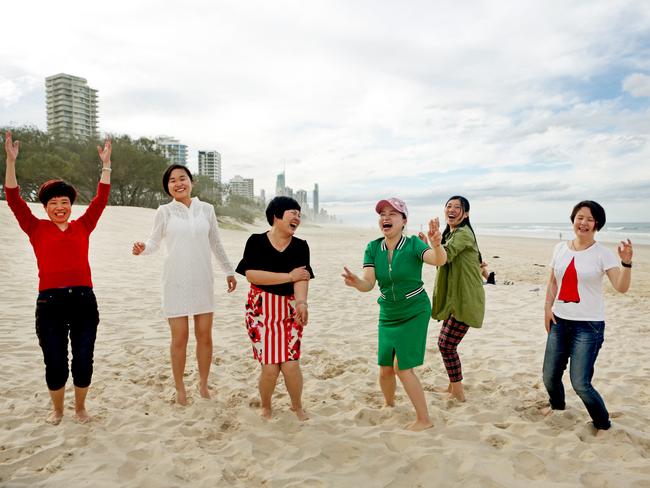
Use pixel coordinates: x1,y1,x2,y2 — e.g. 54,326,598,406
102,167,112,172
621,261,632,268
295,301,308,307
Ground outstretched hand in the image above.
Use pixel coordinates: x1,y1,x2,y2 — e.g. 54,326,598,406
4,131,19,163
97,139,112,167
132,241,146,255
427,217,442,247
618,239,633,264
341,266,361,288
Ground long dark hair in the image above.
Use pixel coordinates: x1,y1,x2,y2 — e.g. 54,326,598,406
442,195,482,264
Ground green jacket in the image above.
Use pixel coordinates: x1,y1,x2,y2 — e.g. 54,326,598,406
431,226,485,327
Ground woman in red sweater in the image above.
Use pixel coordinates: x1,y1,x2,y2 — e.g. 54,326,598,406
4,131,112,425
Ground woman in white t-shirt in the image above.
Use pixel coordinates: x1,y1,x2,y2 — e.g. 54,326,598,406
132,165,237,405
542,200,633,434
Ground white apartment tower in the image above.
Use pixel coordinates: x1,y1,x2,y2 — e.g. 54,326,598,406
229,175,255,201
156,136,188,166
198,150,222,183
46,73,98,140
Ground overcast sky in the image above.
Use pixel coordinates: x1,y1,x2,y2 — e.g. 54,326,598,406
2,0,650,225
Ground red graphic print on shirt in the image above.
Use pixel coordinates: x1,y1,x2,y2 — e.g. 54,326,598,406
558,256,580,303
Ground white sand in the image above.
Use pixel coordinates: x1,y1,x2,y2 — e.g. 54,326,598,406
1,202,649,487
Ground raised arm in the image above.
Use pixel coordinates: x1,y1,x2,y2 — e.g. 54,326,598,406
4,131,19,188
605,239,633,293
4,131,38,235
422,217,447,265
77,139,112,232
98,139,112,184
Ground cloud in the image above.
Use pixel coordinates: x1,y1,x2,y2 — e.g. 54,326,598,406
1,0,650,223
622,73,650,97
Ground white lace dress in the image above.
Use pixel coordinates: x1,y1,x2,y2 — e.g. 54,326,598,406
142,197,235,318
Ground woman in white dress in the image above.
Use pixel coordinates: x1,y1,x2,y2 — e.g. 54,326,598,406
132,165,237,405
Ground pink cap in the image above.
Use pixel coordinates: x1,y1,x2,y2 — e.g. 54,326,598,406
375,198,408,218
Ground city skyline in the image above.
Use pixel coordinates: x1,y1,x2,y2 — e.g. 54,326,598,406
2,1,649,225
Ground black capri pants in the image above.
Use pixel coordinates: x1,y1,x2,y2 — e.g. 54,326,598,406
35,287,100,390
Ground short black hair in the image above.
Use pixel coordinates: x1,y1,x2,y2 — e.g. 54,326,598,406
570,200,606,231
38,179,77,205
265,196,301,225
162,164,193,196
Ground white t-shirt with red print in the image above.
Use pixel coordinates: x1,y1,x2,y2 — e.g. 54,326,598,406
550,241,619,321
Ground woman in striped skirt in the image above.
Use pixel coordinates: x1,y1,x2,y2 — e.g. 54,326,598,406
236,197,314,420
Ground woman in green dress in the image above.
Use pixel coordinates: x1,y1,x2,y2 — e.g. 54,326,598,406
428,196,485,402
342,198,446,431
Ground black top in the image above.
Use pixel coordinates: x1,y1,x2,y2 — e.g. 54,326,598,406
236,232,314,296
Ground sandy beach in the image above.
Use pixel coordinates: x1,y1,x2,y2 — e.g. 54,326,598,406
1,201,649,488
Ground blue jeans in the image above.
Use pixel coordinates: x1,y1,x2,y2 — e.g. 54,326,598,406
542,315,610,430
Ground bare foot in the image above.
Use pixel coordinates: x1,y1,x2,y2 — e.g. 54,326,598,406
74,409,91,424
406,419,433,432
260,407,272,419
46,410,63,425
199,384,211,399
383,401,395,408
448,383,465,402
291,407,309,421
175,388,188,406
541,406,553,417
448,392,466,402
595,428,609,438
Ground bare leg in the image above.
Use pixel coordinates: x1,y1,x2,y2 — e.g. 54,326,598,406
379,366,396,407
395,358,432,431
194,313,214,399
259,364,280,419
73,386,91,423
168,317,190,405
47,387,65,425
281,361,307,420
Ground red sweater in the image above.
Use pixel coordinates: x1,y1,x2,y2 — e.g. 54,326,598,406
6,183,111,291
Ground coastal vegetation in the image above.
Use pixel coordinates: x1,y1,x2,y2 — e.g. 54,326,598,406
0,126,263,225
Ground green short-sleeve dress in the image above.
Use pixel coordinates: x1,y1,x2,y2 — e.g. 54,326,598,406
364,235,431,369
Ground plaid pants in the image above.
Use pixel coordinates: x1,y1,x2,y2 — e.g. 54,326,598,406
438,316,470,383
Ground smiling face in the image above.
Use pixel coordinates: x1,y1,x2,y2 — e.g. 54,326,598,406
275,209,301,235
45,196,72,225
444,199,467,229
167,168,193,202
378,205,406,238
572,206,597,240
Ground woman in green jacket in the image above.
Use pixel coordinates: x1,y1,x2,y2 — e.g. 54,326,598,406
342,198,446,431
430,196,485,402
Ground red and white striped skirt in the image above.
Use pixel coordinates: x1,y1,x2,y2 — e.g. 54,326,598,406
245,285,303,364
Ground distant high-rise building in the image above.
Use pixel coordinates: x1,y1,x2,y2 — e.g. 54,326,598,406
260,189,266,205
198,150,221,183
295,189,308,210
229,175,254,200
45,73,98,140
313,183,320,220
285,187,294,199
156,136,188,166
275,172,286,197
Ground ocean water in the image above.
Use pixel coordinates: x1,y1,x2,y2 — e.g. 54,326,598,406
474,222,650,245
